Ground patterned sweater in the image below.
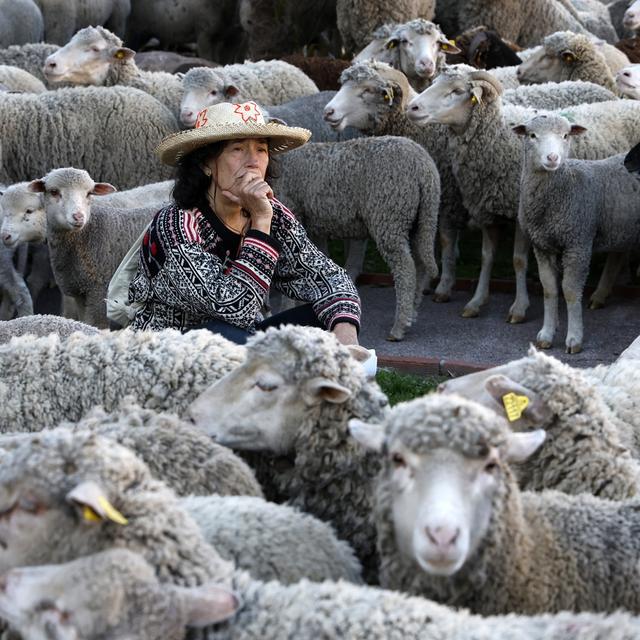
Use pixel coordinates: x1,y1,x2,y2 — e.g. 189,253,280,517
128,197,361,332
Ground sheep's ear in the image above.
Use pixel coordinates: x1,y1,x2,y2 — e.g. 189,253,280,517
28,180,45,193
512,124,527,136
224,84,240,98
502,429,546,463
112,47,135,61
346,344,370,364
174,583,241,627
384,37,400,50
304,377,351,405
470,85,483,105
175,72,185,80
560,50,576,64
348,419,386,451
439,37,461,54
569,124,587,136
484,374,553,425
66,481,128,526
91,182,117,196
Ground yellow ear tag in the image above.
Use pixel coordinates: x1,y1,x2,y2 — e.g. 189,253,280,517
386,41,396,50
82,506,102,523
384,87,394,102
97,496,128,525
115,50,126,59
502,393,530,422
471,95,478,105
441,43,451,51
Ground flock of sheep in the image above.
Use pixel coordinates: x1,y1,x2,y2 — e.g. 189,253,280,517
0,0,639,635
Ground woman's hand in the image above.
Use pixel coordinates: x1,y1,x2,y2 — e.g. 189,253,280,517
220,171,274,233
332,322,359,346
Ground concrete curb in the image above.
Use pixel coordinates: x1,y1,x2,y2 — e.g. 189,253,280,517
377,355,491,378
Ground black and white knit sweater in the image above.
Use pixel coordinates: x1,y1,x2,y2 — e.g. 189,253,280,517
128,197,361,332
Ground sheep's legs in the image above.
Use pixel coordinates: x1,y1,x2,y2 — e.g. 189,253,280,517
507,221,530,324
379,240,416,341
462,224,500,318
588,252,627,309
344,240,367,283
534,249,559,349
433,224,458,303
562,252,590,355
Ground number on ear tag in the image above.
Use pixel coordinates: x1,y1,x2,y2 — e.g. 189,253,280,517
502,393,529,422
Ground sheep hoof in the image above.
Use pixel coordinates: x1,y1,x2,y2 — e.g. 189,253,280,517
386,333,403,342
588,299,605,310
432,293,451,303
536,339,552,350
461,307,479,318
566,343,582,354
507,313,525,324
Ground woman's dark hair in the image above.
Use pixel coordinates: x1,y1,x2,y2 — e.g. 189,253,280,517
172,140,279,210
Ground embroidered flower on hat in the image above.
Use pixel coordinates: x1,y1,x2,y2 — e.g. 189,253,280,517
194,109,209,129
233,101,261,124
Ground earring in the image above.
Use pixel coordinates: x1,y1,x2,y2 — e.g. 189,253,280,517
204,169,212,177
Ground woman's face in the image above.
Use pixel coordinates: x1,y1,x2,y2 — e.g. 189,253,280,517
207,138,270,194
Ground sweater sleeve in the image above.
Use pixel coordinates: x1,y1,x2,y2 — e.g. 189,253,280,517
137,206,280,329
271,201,361,331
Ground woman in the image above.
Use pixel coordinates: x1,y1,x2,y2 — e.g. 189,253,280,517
128,101,361,345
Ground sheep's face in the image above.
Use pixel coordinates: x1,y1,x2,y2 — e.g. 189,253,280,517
0,187,45,247
189,357,351,455
617,64,640,99
624,0,640,31
180,72,239,128
352,37,399,67
516,46,567,84
43,27,134,86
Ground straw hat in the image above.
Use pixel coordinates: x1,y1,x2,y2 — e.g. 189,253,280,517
156,101,312,166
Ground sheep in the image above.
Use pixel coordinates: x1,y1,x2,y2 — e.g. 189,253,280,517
617,62,640,96
406,66,640,322
188,325,390,582
512,113,640,353
179,64,319,129
36,0,130,45
274,135,439,341
29,167,161,327
624,0,640,31
349,393,640,614
570,0,620,42
0,315,99,344
447,26,523,70
0,245,32,320
97,179,173,209
5,549,640,640
134,51,219,74
438,347,640,500
0,43,59,83
503,80,616,107
281,54,350,91
457,0,591,47
351,24,398,65
0,0,43,48
336,0,435,56
517,31,624,93
0,86,176,190
0,328,245,432
617,35,640,62
0,65,46,93
43,26,185,118
182,495,363,584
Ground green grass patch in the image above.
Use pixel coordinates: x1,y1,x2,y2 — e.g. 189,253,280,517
376,368,445,406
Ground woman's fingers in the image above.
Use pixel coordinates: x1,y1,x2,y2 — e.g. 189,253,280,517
220,190,242,204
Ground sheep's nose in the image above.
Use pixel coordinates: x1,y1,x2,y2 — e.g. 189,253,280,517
45,60,56,69
409,103,420,112
1,233,11,244
323,107,334,118
72,212,84,222
547,153,559,163
622,71,632,78
516,66,522,77
425,525,460,550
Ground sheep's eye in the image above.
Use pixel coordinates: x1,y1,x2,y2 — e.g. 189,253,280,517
452,88,464,95
400,38,409,45
36,600,57,613
255,380,277,392
391,452,406,468
529,133,536,139
49,189,60,197
210,90,217,95
25,209,33,215
91,46,100,52
484,460,499,473
563,133,569,139
18,496,40,512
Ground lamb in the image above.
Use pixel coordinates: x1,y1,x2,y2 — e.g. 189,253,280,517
0,43,58,83
0,315,99,344
512,113,640,353
0,86,176,189
617,62,640,96
517,31,625,94
438,347,640,500
30,167,160,327
36,0,130,45
188,325,390,582
0,0,43,48
336,0,436,56
406,66,640,322
0,65,45,93
624,0,640,31
0,328,245,432
349,393,640,614
179,64,319,129
43,26,185,118
5,549,640,640
273,135,440,341
182,495,363,584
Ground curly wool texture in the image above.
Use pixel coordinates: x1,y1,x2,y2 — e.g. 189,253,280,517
0,86,176,190
0,0,43,49
0,244,32,319
0,65,45,93
0,316,99,344
57,399,263,499
182,495,362,585
0,429,235,589
503,80,616,109
0,329,245,432
373,393,640,615
0,43,59,82
238,326,389,582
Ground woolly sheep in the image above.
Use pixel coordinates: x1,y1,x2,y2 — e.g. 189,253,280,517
624,0,640,31
37,0,130,45
5,549,640,640
0,315,99,344
179,63,319,128
336,0,436,56
43,26,185,118
512,113,640,353
439,347,640,500
447,26,523,70
406,66,640,321
0,0,43,49
0,328,245,431
569,0,620,42
189,325,390,582
617,62,640,96
0,65,45,93
503,80,616,107
182,495,363,584
350,393,640,614
0,87,176,189
134,51,219,74
0,42,58,83
0,244,32,320
272,135,440,341
351,24,398,65
280,54,350,91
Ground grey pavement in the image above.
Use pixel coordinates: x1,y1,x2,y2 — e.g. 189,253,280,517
358,283,640,369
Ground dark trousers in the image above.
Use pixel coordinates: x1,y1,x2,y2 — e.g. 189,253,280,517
190,303,324,345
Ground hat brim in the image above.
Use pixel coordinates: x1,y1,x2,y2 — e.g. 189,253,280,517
156,121,312,166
